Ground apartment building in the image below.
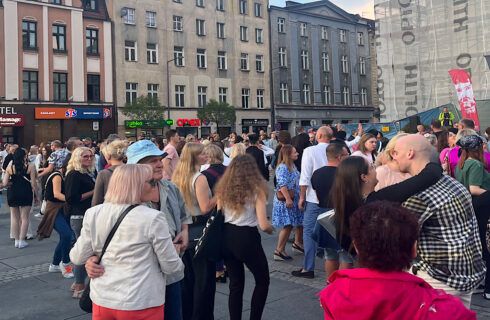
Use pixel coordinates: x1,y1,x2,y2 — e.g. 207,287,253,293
269,0,374,134
107,0,271,139
0,0,114,146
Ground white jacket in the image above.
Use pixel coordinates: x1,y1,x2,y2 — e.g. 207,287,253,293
70,203,184,311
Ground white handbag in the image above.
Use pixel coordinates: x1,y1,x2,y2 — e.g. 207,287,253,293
317,209,336,239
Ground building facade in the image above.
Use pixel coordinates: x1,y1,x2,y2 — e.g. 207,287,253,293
269,1,374,135
108,0,271,139
0,0,114,146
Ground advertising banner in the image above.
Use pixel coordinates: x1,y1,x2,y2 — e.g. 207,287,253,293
0,114,24,126
449,69,480,130
35,107,112,119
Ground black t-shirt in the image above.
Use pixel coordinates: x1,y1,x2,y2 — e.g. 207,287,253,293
202,164,226,194
311,166,337,209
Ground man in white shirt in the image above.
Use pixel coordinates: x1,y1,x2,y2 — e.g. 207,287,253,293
292,126,333,279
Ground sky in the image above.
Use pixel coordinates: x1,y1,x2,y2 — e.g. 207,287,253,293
268,0,375,19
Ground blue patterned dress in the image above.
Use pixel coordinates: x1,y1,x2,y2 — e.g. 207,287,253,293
272,164,304,227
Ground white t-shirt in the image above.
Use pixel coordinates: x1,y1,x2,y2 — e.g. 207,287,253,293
224,203,257,227
299,142,329,204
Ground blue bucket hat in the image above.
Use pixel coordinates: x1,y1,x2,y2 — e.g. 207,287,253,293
126,140,167,164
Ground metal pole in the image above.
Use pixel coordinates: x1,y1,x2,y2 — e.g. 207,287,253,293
166,58,176,121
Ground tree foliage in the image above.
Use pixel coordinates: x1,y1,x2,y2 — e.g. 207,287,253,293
197,99,236,129
121,95,166,121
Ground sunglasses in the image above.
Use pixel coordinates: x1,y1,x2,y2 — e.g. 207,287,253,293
82,155,94,159
148,178,158,187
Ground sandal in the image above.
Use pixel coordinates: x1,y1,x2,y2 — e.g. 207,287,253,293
292,243,305,254
70,282,76,292
274,250,293,261
72,289,85,299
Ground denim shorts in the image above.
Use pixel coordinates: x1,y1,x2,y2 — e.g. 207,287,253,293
324,248,355,264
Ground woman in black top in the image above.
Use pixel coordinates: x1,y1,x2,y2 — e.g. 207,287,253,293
65,147,96,298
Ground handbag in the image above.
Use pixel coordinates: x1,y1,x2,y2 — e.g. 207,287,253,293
193,207,224,261
442,150,451,176
276,189,295,202
317,209,336,239
79,204,138,313
41,172,61,214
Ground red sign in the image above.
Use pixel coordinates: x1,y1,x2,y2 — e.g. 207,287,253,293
176,119,209,127
449,69,480,130
0,114,24,127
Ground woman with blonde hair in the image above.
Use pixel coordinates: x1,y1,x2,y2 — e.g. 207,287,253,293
351,133,378,164
229,142,246,159
70,164,184,319
272,145,303,260
172,142,217,319
92,140,128,206
65,147,96,298
375,133,412,191
214,154,274,320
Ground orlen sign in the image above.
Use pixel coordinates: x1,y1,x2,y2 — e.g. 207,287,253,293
176,119,210,126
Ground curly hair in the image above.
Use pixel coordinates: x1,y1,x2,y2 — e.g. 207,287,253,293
66,147,96,174
214,154,268,216
350,201,419,272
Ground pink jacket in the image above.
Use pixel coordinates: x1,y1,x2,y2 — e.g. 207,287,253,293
442,147,490,176
318,268,475,320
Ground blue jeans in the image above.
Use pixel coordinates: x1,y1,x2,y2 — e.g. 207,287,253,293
165,280,183,320
52,209,72,265
302,202,325,272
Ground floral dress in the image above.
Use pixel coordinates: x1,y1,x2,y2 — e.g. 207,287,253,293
272,164,304,227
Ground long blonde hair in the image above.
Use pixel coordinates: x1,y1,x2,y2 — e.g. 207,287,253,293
383,133,409,162
66,147,95,174
214,154,268,216
230,143,246,159
172,142,205,212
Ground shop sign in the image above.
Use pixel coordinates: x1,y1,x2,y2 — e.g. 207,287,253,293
125,120,173,128
176,119,211,127
242,119,269,126
35,107,112,119
0,114,24,127
0,107,17,114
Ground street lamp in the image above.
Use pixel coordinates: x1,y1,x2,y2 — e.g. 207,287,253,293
269,65,283,131
166,58,176,120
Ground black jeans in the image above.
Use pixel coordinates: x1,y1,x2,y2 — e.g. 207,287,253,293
222,224,270,320
473,191,490,292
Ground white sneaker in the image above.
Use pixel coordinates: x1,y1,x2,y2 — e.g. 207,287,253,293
60,262,74,279
14,240,20,248
48,264,61,273
34,213,43,218
18,240,28,249
26,234,35,240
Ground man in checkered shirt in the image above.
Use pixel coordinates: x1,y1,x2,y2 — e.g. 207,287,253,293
392,134,485,308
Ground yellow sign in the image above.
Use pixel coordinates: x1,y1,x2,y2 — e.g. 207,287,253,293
381,126,390,132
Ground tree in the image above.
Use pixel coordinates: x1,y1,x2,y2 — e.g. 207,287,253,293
121,95,166,121
197,99,236,132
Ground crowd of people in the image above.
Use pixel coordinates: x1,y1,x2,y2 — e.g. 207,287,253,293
1,113,490,319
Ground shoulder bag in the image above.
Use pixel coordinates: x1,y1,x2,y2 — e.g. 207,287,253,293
79,204,138,313
40,171,62,214
194,207,224,262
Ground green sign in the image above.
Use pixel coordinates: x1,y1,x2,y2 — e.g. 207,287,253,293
125,120,174,128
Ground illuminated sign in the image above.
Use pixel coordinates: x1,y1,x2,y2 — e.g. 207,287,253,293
0,115,24,127
35,108,112,119
124,119,210,128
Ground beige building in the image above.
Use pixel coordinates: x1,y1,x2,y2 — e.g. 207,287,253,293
107,0,271,139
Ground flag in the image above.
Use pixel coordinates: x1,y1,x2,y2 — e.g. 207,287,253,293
448,69,480,130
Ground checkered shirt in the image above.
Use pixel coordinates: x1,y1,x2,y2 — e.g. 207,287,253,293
403,175,486,292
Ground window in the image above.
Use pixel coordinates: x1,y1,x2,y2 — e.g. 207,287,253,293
322,52,329,72
302,84,310,104
148,84,159,99
86,29,98,55
125,41,137,61
256,55,263,72
197,49,207,68
196,19,206,36
342,87,350,105
146,11,156,27
321,26,328,40
125,82,137,104
83,0,98,10
239,0,247,14
147,43,157,64
359,57,366,75
198,86,207,107
87,74,100,102
50,0,62,4
52,25,66,52
216,0,225,10
339,29,346,42
255,28,263,43
22,71,38,101
254,3,262,17
280,83,288,103
175,85,185,107
174,0,182,3
174,46,184,66
357,32,364,45
240,53,249,71
240,26,248,41
217,51,227,70
279,47,287,67
219,87,227,103
341,55,349,73
278,17,285,33
257,89,264,108
361,88,368,105
217,22,225,38
22,21,37,49
301,50,309,70
124,8,135,25
53,72,67,101
196,0,204,7
241,88,250,108
173,16,183,31
323,86,331,104
300,22,307,37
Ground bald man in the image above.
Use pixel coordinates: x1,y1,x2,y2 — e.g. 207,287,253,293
292,126,333,279
392,134,484,308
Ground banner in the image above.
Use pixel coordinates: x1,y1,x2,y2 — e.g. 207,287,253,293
35,107,112,119
448,69,480,130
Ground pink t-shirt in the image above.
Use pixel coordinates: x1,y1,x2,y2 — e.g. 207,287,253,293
446,146,490,176
374,164,412,191
162,144,179,180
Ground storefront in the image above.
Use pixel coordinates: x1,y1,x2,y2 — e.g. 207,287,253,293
0,110,25,145
124,118,212,140
241,119,269,134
